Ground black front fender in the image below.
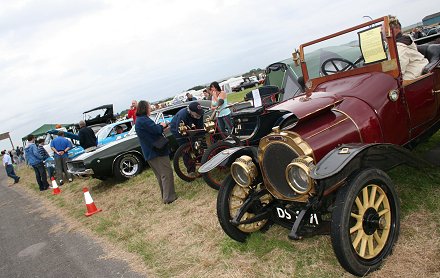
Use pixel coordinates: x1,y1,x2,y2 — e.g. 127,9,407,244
311,143,431,180
198,146,258,173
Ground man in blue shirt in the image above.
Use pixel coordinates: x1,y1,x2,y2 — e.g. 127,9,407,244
170,102,204,176
2,150,20,184
50,131,73,184
170,101,204,145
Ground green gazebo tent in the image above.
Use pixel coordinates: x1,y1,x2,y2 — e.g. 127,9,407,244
21,123,73,143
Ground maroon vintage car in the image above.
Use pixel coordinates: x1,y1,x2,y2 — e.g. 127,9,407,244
199,16,440,276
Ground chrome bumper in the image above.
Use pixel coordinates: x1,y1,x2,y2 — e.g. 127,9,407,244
67,167,94,176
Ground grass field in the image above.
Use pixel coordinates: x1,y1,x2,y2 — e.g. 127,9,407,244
15,131,440,277
227,87,253,104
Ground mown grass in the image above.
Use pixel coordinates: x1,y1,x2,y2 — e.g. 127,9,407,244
15,131,440,277
227,87,255,104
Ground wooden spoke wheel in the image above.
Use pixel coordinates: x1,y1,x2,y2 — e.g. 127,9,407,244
331,168,400,276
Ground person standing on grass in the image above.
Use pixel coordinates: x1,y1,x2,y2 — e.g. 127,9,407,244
37,138,55,179
210,81,233,134
25,135,50,191
135,100,177,204
2,150,20,184
50,130,73,185
78,120,97,152
127,100,138,123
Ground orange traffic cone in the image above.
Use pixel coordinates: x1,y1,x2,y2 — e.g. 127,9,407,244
83,187,102,217
51,177,61,195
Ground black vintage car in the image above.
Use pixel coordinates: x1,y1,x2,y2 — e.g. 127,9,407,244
200,62,305,189
66,100,211,180
83,104,116,126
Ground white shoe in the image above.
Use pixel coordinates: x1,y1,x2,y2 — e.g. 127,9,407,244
68,178,73,182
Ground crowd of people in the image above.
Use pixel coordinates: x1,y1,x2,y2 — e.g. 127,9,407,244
411,25,439,39
132,79,235,204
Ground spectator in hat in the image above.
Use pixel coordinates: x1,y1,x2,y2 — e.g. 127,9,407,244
169,102,204,177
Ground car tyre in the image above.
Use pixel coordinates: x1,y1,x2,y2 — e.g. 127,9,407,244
201,141,236,190
113,153,143,180
217,175,272,242
330,168,400,276
173,142,201,182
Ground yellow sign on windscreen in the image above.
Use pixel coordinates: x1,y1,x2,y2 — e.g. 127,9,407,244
358,26,387,64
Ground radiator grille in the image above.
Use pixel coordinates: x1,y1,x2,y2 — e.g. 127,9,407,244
261,143,298,198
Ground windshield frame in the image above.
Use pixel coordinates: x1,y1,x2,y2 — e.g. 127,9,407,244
298,16,400,94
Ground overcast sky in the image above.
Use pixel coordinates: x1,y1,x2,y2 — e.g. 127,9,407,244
0,0,435,150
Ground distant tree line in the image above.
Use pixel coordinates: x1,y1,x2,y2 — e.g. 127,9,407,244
117,67,266,114
187,68,265,91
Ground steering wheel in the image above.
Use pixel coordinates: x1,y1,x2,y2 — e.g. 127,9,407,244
321,58,357,76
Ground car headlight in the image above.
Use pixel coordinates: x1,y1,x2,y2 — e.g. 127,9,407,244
204,120,215,134
231,155,257,187
285,156,314,194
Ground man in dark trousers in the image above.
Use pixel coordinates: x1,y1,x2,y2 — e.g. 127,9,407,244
25,135,50,191
2,150,20,184
50,131,73,184
78,120,97,152
170,102,204,177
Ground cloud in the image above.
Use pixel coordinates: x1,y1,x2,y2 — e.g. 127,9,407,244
0,0,435,149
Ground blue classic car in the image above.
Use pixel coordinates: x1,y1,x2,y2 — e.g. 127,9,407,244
44,119,134,168
95,119,133,147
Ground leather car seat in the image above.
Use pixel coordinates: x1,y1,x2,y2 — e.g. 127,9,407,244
417,44,440,74
244,85,279,106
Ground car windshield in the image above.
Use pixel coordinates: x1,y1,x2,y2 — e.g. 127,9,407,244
127,113,159,136
96,125,113,141
44,134,52,145
302,19,390,79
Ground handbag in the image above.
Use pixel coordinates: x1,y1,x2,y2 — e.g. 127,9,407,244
152,134,169,151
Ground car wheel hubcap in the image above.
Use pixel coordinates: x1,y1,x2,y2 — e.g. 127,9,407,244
121,157,138,176
349,184,391,259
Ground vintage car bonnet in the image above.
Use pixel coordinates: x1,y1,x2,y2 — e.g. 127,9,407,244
268,92,343,122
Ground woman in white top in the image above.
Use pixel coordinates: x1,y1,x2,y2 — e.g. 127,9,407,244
210,81,233,134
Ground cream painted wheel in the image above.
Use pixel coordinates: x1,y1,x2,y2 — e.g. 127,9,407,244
350,184,391,259
229,184,271,233
217,175,272,242
331,168,400,276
